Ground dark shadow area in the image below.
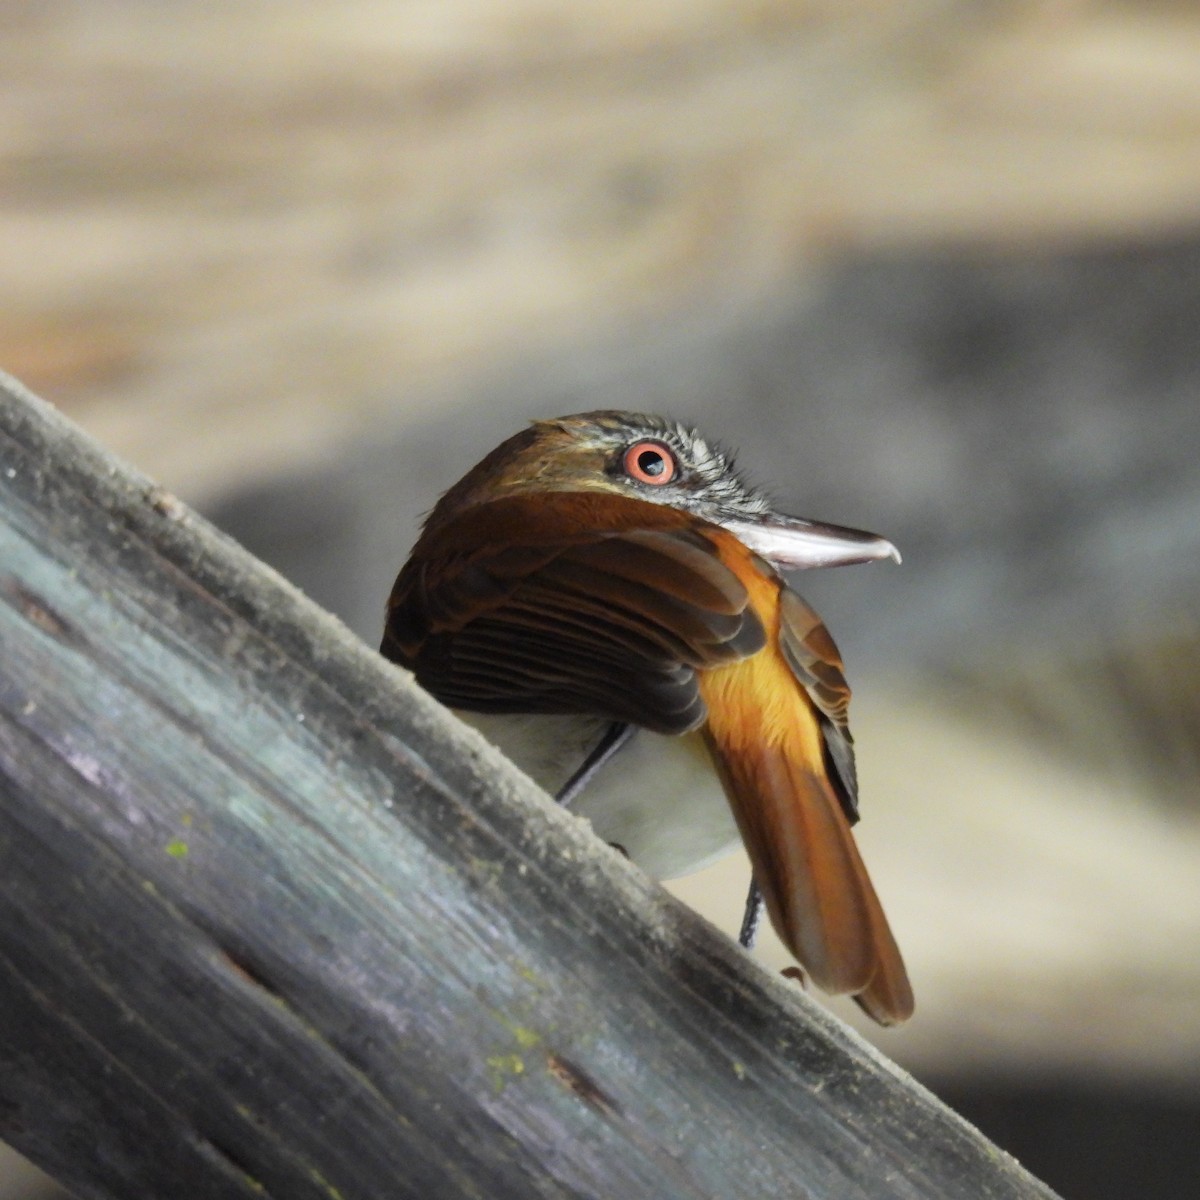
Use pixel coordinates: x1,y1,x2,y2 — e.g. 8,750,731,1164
933,1079,1200,1200
211,236,1200,672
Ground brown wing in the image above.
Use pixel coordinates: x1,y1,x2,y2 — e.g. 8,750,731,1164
382,493,766,734
777,587,859,823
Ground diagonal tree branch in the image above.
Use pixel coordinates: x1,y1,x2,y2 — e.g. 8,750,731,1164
0,371,1058,1199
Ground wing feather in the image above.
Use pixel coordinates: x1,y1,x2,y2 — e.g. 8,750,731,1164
778,587,859,823
383,493,765,734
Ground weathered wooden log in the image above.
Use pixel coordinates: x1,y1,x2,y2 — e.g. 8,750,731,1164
0,371,1058,1199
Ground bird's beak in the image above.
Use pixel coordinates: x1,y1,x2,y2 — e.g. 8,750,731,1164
719,513,901,570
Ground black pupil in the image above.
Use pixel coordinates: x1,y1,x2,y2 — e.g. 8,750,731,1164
637,449,666,477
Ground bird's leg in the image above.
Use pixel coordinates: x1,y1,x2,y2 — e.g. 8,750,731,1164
554,721,635,808
738,878,764,949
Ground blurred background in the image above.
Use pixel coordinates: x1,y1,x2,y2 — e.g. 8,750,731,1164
3,2,1200,1196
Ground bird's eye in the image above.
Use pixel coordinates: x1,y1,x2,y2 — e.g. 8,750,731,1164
622,441,677,486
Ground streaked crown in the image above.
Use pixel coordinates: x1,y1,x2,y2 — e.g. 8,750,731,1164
426,410,772,535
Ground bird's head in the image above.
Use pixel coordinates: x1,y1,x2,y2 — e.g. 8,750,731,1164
425,410,899,570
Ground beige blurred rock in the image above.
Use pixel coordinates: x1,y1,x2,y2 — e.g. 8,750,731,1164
0,1144,63,1200
4,2,1200,498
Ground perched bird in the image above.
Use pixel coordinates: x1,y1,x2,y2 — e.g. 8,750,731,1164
382,411,913,1025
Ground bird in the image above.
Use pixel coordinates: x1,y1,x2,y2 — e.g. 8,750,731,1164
381,410,913,1025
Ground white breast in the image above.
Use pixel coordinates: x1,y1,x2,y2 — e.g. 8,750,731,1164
455,710,740,880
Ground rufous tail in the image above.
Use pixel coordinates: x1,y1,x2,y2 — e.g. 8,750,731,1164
700,656,913,1025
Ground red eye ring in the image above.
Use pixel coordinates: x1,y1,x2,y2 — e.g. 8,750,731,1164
623,441,677,486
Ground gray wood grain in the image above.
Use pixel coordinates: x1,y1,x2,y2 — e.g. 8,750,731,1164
0,371,1058,1199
